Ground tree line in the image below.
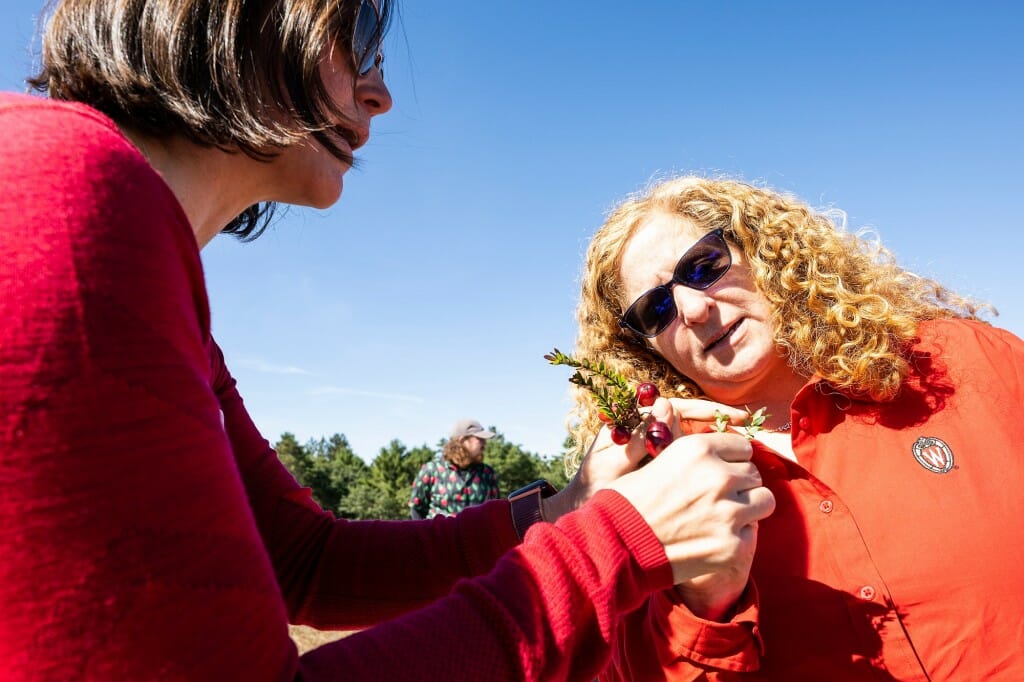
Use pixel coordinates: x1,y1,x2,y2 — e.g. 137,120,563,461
273,430,572,520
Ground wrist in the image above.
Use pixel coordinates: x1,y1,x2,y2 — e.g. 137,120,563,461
540,485,577,524
673,579,745,622
507,480,558,541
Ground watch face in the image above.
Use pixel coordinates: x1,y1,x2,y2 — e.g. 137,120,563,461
510,480,556,500
537,481,557,497
509,481,551,541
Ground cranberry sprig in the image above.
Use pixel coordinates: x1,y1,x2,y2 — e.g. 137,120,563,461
712,406,769,439
545,349,674,458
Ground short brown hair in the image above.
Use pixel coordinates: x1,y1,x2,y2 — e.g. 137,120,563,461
29,0,392,237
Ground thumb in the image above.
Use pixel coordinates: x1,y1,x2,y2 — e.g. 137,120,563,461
650,397,684,439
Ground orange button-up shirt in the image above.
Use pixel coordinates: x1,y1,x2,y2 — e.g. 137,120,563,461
602,319,1024,681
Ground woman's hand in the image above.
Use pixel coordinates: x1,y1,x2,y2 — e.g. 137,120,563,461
609,429,774,586
602,398,773,587
539,395,772,603
540,397,756,522
673,554,755,622
542,397,678,522
654,398,762,619
646,397,763,618
661,397,750,436
539,424,638,524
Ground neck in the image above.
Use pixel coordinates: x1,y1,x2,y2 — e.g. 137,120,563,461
753,390,804,430
711,366,808,432
119,127,266,249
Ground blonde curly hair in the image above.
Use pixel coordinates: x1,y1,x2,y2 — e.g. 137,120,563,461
569,175,992,465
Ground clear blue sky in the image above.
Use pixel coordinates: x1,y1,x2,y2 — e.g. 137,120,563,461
4,2,1022,461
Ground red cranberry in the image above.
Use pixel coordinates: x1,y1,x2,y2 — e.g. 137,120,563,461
644,420,673,457
597,410,614,424
636,382,660,407
610,425,632,445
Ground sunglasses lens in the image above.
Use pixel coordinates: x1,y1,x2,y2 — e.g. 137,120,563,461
619,231,732,337
623,288,677,337
676,235,731,290
353,0,381,75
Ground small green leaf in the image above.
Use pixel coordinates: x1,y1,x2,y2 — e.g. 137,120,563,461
547,348,643,431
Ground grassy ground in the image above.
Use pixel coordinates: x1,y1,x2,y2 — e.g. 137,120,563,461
289,624,354,654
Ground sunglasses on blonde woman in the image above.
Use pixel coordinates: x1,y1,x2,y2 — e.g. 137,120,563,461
619,228,732,337
352,0,385,77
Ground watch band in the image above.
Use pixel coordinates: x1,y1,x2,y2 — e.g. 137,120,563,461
507,479,557,541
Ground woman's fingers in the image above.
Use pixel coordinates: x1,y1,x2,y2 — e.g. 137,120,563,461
664,398,750,434
609,431,775,584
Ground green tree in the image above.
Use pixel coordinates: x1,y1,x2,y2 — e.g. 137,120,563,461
319,434,368,505
275,432,310,481
340,440,437,520
537,454,571,491
273,432,367,516
274,428,574,519
405,444,435,478
484,432,542,497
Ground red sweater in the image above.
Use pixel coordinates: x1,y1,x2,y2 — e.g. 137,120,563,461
0,92,672,681
602,319,1024,681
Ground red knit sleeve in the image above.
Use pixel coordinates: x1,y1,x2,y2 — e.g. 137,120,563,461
1,94,673,681
209,340,523,626
214,333,675,678
297,491,673,681
0,95,296,680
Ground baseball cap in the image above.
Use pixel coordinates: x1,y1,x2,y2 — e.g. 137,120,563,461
450,418,496,440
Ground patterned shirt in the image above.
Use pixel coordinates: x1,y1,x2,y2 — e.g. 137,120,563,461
409,458,500,519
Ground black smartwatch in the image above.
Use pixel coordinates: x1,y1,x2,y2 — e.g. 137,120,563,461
507,479,558,541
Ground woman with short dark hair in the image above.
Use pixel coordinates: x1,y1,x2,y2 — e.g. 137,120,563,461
0,3,774,679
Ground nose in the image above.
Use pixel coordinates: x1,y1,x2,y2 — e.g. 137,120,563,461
672,285,713,327
356,67,393,116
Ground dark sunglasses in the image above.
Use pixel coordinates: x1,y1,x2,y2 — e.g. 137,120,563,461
619,228,732,337
352,0,385,77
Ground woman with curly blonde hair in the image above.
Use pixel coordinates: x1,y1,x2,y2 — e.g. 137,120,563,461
574,176,1024,680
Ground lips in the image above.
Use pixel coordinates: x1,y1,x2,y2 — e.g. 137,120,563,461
350,126,370,150
332,124,370,151
703,319,742,353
